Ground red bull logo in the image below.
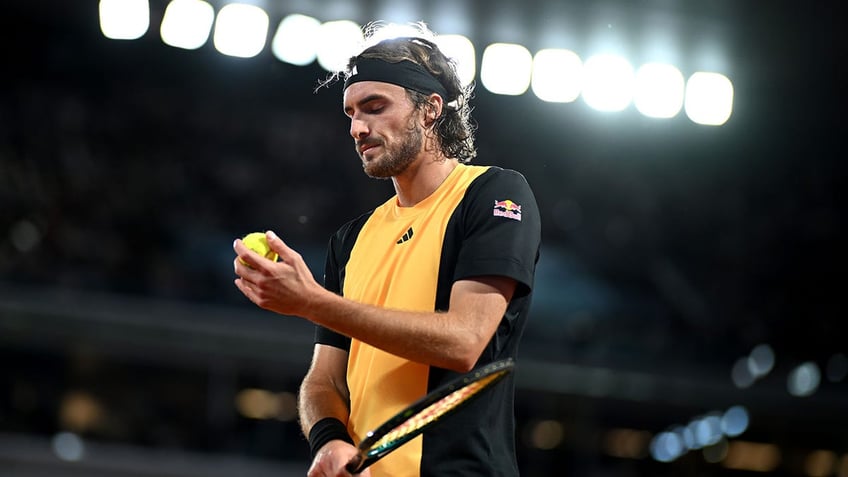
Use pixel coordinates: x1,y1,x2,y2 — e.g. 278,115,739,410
493,199,522,221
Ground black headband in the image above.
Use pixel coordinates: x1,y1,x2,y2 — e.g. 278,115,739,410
343,58,450,100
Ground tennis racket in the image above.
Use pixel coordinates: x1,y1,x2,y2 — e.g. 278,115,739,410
345,358,515,474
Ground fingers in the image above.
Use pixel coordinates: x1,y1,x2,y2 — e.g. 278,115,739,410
233,230,297,270
265,230,302,265
233,238,262,272
233,234,283,273
233,231,316,316
307,445,363,477
343,451,366,474
233,277,257,302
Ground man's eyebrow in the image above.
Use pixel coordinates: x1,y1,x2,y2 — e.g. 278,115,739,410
343,93,389,115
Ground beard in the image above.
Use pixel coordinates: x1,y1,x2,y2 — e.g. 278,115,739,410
360,121,424,179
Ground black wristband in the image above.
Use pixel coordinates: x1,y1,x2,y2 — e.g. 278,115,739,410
308,417,354,458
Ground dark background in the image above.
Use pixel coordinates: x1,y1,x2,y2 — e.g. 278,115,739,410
1,1,844,476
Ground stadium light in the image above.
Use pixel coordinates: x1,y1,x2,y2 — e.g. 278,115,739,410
650,431,684,462
582,54,634,112
271,14,322,66
787,361,821,397
531,48,583,103
633,63,684,118
97,3,736,127
212,3,269,58
99,0,149,40
364,22,426,47
721,406,749,437
316,20,364,72
160,0,214,50
684,72,734,125
481,43,532,96
435,34,476,87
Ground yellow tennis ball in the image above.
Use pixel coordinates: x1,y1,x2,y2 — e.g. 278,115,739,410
240,232,279,266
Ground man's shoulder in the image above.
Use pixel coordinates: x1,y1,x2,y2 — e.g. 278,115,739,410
466,164,533,192
331,209,374,244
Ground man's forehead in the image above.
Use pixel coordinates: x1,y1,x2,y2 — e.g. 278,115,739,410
343,81,407,107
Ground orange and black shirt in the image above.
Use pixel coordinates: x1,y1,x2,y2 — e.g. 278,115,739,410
316,164,541,477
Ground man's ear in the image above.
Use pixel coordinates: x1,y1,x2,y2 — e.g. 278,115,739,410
425,93,444,125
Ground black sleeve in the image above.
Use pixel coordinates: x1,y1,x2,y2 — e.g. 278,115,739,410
313,212,372,350
453,167,541,297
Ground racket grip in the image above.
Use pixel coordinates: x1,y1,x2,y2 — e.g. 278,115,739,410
345,454,365,474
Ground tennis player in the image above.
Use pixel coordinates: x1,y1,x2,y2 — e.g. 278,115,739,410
233,22,541,477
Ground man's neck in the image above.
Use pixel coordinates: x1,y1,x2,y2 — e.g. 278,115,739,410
392,154,459,207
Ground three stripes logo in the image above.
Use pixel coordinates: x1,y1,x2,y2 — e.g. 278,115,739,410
396,227,414,244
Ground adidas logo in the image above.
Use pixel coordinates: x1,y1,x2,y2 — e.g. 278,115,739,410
396,227,414,244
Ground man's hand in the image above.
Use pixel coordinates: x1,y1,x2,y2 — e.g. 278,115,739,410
233,230,325,317
307,440,371,477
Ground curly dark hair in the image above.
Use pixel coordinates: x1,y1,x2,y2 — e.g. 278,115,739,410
321,24,477,163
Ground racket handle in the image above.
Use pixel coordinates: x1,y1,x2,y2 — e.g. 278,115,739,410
345,454,365,474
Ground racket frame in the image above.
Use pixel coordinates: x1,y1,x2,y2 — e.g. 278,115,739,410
346,358,515,473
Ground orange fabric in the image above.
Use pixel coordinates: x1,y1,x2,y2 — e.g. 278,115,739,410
343,164,488,477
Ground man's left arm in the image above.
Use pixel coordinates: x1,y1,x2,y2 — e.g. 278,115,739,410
234,234,515,372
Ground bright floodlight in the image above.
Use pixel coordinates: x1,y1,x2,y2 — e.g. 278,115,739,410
365,22,430,47
531,48,583,103
316,20,364,72
160,0,214,50
272,14,321,66
633,63,684,118
480,43,532,96
212,3,269,58
435,34,476,87
685,72,734,125
582,54,634,112
99,0,149,40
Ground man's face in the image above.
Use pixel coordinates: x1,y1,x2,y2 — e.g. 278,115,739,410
343,81,424,179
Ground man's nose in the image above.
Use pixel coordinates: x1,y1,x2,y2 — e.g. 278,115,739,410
350,117,369,140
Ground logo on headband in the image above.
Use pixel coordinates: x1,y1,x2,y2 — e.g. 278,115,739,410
343,58,449,99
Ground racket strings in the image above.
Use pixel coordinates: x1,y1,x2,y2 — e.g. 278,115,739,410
370,372,503,451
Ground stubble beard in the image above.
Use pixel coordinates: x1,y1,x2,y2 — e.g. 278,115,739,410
361,121,424,179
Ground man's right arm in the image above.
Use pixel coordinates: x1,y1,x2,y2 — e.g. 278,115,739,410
299,343,363,476
299,343,350,435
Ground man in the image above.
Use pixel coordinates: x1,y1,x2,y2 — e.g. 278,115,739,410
233,24,541,477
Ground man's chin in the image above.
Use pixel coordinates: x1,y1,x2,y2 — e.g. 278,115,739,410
363,165,393,180
364,157,411,179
